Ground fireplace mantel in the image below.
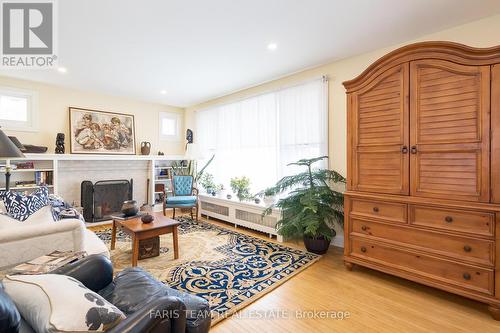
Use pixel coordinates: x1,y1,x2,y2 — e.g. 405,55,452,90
18,153,185,161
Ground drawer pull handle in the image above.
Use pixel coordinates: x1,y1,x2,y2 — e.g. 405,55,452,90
445,216,453,223
410,145,418,154
401,146,408,154
361,225,367,231
360,246,367,253
373,207,379,213
463,273,471,281
463,245,472,252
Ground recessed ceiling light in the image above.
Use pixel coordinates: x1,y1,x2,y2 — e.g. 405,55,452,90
267,43,277,51
57,67,67,73
160,90,167,95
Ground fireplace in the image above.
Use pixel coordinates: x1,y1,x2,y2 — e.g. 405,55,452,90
81,179,133,222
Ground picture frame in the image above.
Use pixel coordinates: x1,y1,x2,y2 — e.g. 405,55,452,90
69,107,136,155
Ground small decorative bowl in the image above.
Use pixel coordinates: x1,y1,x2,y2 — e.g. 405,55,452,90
122,200,139,217
141,214,154,224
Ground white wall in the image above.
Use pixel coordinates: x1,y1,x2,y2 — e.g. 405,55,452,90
0,76,185,155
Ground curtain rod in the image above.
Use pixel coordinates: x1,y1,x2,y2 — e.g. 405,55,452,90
195,75,328,113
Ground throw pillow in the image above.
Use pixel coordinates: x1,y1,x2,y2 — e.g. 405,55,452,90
3,274,125,332
2,187,49,221
48,194,85,222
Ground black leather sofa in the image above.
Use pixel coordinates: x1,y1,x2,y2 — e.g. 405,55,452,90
0,255,211,333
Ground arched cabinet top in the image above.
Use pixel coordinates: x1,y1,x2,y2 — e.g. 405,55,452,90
343,41,500,92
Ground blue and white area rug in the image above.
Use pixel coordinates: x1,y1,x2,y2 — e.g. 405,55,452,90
94,218,320,324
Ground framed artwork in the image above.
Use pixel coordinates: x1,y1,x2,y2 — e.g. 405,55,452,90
69,107,136,155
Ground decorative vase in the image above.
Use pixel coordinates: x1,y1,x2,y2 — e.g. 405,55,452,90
121,200,139,217
141,214,154,224
254,198,261,204
303,230,335,255
226,194,232,200
140,142,151,155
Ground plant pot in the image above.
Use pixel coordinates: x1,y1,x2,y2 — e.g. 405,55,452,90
303,231,335,255
263,195,275,206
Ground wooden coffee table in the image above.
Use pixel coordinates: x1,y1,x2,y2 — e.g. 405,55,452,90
110,212,180,267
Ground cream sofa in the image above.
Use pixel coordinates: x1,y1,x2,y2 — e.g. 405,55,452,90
0,206,109,269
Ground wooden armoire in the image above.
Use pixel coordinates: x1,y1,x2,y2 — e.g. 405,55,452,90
343,42,500,319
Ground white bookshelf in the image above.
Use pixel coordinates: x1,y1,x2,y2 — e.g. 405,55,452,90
151,161,193,205
0,158,56,194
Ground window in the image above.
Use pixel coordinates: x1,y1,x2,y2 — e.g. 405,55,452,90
159,111,181,141
196,78,328,193
0,87,38,131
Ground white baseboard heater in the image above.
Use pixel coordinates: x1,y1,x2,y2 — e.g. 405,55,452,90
199,194,283,242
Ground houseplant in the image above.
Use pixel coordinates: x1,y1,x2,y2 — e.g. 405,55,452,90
215,184,225,197
263,156,345,254
230,176,252,201
262,188,276,205
199,173,217,195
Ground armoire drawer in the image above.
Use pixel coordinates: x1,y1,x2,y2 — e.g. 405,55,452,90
351,219,494,266
350,199,407,223
350,238,494,295
409,206,494,237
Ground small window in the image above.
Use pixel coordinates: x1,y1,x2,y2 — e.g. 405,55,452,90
159,111,181,141
0,87,38,132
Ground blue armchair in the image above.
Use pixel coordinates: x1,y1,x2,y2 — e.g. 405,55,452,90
163,175,199,220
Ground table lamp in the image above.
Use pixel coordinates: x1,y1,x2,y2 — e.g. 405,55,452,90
0,127,25,191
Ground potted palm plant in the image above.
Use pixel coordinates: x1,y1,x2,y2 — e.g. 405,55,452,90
263,156,345,254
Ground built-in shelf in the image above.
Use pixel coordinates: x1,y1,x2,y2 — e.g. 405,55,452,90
154,166,188,169
1,168,54,173
0,185,54,190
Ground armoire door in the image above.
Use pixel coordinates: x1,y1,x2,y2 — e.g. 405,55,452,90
350,63,409,195
410,59,490,202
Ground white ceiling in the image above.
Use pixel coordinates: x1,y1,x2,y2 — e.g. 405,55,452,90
1,0,500,107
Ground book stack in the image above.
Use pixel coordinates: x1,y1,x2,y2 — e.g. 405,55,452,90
35,171,54,186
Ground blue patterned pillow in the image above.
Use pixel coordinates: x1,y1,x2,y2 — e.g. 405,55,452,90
2,187,49,221
48,194,85,222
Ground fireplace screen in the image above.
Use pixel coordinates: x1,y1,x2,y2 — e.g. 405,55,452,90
81,179,133,222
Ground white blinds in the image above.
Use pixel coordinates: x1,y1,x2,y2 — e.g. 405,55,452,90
196,78,328,193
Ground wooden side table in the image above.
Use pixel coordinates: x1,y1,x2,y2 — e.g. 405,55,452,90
110,212,180,266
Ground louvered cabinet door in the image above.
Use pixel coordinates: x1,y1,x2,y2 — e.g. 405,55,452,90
410,60,490,202
350,63,409,195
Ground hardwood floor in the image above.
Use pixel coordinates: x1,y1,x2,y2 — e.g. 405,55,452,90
201,217,500,333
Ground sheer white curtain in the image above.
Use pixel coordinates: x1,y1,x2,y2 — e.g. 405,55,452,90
278,79,328,178
196,78,328,194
